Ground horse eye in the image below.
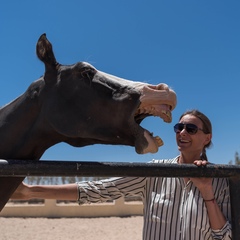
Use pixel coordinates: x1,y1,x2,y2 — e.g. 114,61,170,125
81,67,96,80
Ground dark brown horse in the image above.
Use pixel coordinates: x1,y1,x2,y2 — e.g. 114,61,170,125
0,34,177,211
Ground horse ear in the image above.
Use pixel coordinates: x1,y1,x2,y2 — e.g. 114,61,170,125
36,33,58,82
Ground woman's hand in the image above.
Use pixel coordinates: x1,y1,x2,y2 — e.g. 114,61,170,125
190,160,214,200
193,159,208,166
11,182,31,200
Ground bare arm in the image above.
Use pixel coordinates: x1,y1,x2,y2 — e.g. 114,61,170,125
191,160,227,231
11,182,78,201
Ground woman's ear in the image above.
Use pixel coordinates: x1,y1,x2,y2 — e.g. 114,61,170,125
204,133,212,146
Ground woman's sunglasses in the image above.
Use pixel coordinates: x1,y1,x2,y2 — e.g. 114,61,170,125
174,123,204,135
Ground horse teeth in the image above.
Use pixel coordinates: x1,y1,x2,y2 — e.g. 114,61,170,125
155,136,164,146
161,109,167,114
136,105,172,119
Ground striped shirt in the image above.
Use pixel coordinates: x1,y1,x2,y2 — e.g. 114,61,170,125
77,157,232,240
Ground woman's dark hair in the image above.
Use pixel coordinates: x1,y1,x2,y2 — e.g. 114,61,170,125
179,109,212,161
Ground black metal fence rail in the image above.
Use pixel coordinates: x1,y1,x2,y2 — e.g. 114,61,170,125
0,159,239,239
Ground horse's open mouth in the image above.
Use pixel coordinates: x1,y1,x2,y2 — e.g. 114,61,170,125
135,104,172,154
131,83,176,154
134,103,172,153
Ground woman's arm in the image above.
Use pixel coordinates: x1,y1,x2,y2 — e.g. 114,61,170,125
12,177,146,203
192,160,227,229
11,182,78,201
196,180,227,230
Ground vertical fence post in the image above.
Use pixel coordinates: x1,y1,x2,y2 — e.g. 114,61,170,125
229,176,240,239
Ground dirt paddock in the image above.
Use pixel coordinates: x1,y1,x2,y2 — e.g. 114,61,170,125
0,216,143,240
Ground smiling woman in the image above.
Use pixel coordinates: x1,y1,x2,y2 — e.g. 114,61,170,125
11,109,232,240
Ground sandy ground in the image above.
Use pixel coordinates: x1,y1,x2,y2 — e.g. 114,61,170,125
0,216,143,240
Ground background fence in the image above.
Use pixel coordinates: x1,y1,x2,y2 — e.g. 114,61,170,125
0,197,143,218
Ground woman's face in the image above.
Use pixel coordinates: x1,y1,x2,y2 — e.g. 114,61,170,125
175,114,211,156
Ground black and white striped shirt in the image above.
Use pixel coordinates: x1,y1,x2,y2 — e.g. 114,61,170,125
77,157,232,240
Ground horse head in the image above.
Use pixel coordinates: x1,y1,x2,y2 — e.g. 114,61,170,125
0,33,177,211
35,33,177,154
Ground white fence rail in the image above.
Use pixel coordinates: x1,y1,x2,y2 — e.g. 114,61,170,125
0,198,143,218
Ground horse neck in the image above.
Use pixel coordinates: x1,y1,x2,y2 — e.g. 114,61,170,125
0,94,55,160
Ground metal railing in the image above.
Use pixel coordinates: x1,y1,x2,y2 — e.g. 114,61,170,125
0,159,239,239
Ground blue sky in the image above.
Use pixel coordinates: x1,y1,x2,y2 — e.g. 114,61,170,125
0,1,239,164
